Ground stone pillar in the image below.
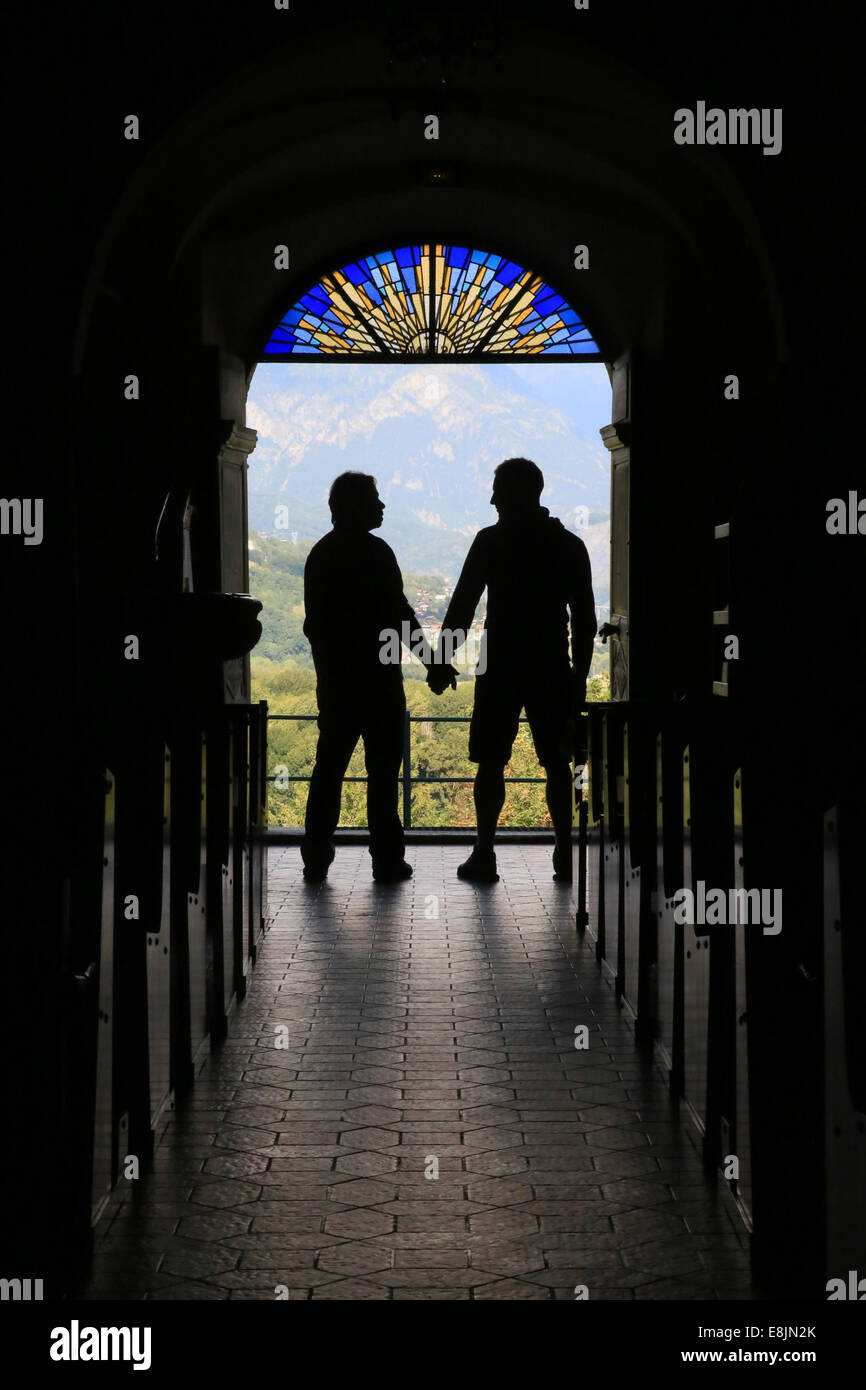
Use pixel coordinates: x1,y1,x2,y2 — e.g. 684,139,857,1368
217,422,258,702
601,353,631,700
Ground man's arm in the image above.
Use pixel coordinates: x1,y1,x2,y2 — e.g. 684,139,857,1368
302,549,326,651
568,536,597,693
382,544,436,667
437,533,487,663
384,554,458,691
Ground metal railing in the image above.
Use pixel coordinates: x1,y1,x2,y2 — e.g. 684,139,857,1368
266,712,546,830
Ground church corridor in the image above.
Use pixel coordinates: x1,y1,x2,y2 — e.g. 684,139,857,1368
78,847,752,1301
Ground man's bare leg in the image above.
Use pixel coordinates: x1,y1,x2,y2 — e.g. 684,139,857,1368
474,761,506,855
458,761,505,880
545,759,573,880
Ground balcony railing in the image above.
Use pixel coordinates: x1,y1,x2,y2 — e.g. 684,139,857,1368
266,712,547,830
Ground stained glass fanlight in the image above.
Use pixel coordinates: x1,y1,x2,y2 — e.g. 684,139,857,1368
264,244,599,357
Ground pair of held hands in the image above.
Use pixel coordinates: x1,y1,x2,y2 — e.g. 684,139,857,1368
425,664,589,707
425,661,459,695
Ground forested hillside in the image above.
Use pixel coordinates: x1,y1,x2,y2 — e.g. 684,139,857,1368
254,662,610,830
249,528,611,830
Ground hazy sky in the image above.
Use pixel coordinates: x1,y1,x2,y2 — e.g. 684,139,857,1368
250,360,612,444
483,362,611,435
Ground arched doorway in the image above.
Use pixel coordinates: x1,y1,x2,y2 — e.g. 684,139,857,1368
243,240,613,830
241,236,619,688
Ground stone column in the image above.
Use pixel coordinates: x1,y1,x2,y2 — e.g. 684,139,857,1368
218,422,258,702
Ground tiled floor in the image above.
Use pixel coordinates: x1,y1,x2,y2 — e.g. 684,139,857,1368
81,845,753,1300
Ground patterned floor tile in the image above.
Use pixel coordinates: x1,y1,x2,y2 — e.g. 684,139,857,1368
81,847,753,1301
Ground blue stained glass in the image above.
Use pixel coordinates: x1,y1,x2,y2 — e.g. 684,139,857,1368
535,294,564,316
496,260,522,286
263,242,598,355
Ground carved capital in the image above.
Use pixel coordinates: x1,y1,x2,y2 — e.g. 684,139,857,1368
600,420,631,451
218,422,258,468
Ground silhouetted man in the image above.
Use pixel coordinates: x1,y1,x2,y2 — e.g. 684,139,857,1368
434,457,596,882
301,471,455,883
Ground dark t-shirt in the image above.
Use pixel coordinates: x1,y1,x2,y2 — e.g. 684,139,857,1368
303,527,426,693
440,508,596,679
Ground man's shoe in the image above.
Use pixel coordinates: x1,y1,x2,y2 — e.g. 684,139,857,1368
301,842,335,882
457,848,499,882
372,859,413,883
552,845,572,882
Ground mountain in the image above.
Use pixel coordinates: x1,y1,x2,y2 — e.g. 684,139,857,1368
246,361,611,591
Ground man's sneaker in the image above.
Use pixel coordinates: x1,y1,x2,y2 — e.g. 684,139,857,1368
301,842,335,883
552,845,572,882
372,859,413,883
457,848,499,882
